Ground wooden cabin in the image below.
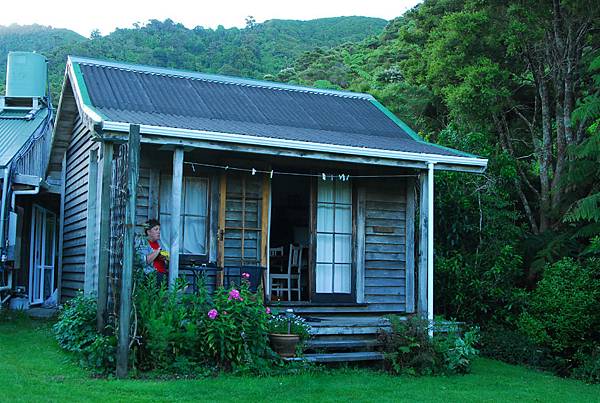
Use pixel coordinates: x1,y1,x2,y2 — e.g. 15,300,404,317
48,57,487,357
0,52,59,309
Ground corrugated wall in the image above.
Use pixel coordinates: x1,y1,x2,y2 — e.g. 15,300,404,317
362,179,407,312
60,116,97,299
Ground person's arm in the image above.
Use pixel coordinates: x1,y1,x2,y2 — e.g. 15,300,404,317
146,247,161,264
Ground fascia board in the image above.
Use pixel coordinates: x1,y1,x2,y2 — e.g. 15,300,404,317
102,120,489,169
66,57,105,126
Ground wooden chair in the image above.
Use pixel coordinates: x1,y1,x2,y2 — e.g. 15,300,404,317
270,244,302,301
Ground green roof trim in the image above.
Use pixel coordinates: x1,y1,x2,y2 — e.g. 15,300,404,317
369,99,481,160
71,61,108,120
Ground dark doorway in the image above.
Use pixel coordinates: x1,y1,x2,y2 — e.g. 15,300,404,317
269,175,311,301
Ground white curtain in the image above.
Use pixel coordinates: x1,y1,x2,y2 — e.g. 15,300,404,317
316,180,352,294
159,175,208,254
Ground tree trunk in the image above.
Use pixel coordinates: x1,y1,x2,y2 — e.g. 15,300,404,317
535,60,552,233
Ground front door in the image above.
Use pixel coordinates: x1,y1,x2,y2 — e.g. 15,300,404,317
217,173,265,268
29,205,56,304
312,179,354,302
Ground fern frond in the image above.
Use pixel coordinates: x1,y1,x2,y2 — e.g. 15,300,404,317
564,192,600,222
572,222,600,239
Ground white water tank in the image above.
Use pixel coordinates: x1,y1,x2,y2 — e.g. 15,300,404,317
5,52,47,98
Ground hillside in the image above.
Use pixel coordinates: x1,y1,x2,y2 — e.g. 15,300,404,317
0,17,387,97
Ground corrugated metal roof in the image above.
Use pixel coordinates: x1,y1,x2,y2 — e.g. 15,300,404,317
73,58,471,158
0,107,51,167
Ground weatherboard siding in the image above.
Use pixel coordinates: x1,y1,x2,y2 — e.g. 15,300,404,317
61,116,98,299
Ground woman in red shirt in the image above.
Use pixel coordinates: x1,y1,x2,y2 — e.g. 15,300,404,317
141,219,169,284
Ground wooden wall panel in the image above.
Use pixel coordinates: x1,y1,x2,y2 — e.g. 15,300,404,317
60,116,98,300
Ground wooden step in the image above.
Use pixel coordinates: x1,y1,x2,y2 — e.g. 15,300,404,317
287,351,384,363
306,316,390,336
306,339,381,350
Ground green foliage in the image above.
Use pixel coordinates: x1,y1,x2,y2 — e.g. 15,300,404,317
379,316,437,376
436,326,480,374
131,273,275,375
131,275,207,373
479,326,553,368
518,258,600,354
436,245,526,325
379,316,479,376
53,293,116,372
564,54,600,250
201,283,273,373
572,347,600,384
267,313,311,341
0,17,386,99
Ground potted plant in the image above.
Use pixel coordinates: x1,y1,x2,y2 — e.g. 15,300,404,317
267,310,311,358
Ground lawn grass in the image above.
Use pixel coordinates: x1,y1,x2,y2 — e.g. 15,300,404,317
1,315,598,402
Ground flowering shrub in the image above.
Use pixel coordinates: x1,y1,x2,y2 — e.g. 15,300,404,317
201,280,272,372
56,268,278,376
267,313,311,341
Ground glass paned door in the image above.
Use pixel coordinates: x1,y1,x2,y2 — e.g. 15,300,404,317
29,205,56,304
315,180,352,299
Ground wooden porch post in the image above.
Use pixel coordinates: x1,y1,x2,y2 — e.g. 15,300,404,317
116,124,140,378
405,178,416,313
84,149,98,296
261,175,271,299
418,164,435,332
216,173,226,287
417,169,429,319
97,141,113,333
427,163,435,329
355,186,366,304
169,147,184,288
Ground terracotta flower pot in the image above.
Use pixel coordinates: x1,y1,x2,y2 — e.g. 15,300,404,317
268,333,301,358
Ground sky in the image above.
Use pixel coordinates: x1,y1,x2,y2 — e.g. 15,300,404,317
1,0,422,37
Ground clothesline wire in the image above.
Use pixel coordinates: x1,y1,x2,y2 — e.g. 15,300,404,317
183,161,418,179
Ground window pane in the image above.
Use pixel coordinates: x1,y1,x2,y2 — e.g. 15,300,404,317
334,234,352,264
183,216,206,254
316,233,333,263
333,264,351,293
159,175,172,214
335,181,351,204
316,264,333,293
159,213,171,248
317,204,334,232
184,178,207,216
318,181,334,203
334,205,352,234
159,175,209,254
44,213,55,266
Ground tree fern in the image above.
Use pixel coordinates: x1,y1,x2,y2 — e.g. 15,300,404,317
565,54,600,250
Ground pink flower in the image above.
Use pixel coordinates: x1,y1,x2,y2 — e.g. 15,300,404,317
265,307,271,315
207,309,218,320
228,289,241,301
241,272,250,280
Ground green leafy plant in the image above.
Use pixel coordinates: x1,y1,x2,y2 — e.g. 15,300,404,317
434,326,480,374
378,316,437,376
201,281,273,373
53,292,116,373
518,258,600,354
379,316,480,376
